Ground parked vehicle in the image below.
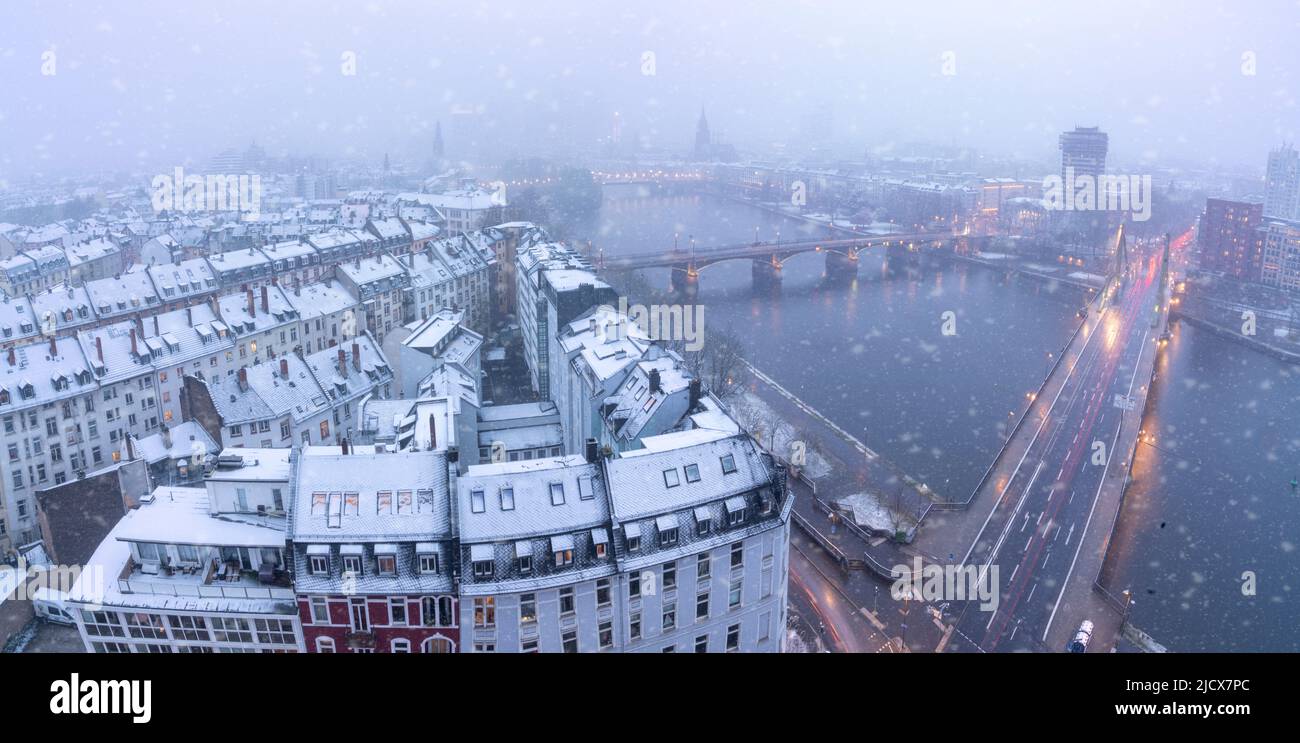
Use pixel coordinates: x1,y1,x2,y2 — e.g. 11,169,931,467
1067,619,1094,653
32,587,75,626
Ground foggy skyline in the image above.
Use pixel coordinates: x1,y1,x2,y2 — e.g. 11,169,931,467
2,0,1298,178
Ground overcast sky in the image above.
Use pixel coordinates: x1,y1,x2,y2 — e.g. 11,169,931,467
2,0,1298,178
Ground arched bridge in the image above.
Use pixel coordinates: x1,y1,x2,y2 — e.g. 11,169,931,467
603,231,982,266
588,232,992,291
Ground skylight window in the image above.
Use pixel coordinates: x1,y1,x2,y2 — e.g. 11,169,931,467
720,454,737,474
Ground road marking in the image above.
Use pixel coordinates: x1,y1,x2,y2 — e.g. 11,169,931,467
976,460,1044,587
961,308,1110,568
1020,512,1031,532
1065,522,1075,546
1036,510,1045,526
1026,584,1037,603
1009,564,1019,583
1042,551,1051,568
1043,417,1125,643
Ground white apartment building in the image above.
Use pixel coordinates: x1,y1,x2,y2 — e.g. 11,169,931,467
66,449,303,653
456,428,790,653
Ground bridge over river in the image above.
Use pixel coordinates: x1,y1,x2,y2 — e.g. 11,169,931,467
587,232,995,291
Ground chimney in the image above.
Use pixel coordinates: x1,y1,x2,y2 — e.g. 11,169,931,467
186,306,192,326
341,438,350,455
153,314,160,336
49,335,57,356
95,336,104,363
688,378,701,410
125,435,136,462
237,367,248,390
428,415,437,449
584,437,598,463
337,349,347,377
5,347,13,367
160,424,172,451
130,328,138,356
352,342,361,372
261,285,269,313
648,369,661,394
294,279,301,297
279,358,289,378
247,289,255,317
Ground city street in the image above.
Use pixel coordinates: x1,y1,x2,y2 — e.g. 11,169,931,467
949,244,1165,652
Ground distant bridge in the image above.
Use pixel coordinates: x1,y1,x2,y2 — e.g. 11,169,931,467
586,232,992,290
590,169,710,186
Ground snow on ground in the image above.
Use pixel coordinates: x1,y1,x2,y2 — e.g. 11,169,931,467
835,490,913,534
727,390,832,479
1068,271,1106,283
975,252,1011,260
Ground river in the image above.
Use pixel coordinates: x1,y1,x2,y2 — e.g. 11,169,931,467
571,183,1300,651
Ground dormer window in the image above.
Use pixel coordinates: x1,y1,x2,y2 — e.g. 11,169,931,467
552,534,575,567
657,514,679,547
695,506,712,536
470,544,494,578
340,545,363,575
375,546,397,576
725,496,746,526
307,545,329,574
624,522,641,552
417,545,439,574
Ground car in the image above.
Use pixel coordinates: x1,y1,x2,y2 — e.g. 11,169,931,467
1067,619,1094,653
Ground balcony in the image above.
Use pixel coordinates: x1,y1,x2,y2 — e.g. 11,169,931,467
117,556,295,601
345,630,376,650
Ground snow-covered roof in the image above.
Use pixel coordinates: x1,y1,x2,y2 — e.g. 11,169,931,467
457,455,608,542
292,448,451,541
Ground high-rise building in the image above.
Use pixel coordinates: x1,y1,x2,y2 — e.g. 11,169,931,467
1197,198,1264,280
1263,143,1300,220
1058,126,1109,183
1259,218,1300,293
